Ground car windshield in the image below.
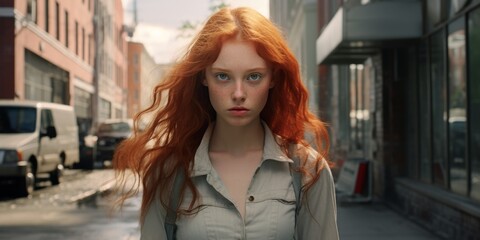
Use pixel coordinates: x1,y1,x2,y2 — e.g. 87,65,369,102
0,106,37,133
98,122,131,133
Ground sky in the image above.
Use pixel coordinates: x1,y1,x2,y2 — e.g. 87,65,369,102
122,0,270,64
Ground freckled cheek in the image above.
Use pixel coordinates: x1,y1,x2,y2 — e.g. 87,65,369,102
254,88,270,108
207,88,228,109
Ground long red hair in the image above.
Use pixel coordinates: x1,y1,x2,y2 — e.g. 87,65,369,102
113,7,330,223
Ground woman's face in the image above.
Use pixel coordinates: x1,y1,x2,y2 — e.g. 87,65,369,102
204,37,273,128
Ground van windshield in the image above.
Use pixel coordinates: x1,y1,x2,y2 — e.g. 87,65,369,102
0,107,37,133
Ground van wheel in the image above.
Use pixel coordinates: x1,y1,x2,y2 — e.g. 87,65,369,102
50,164,63,185
17,162,35,197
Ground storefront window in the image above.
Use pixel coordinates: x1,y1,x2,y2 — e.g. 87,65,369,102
448,17,467,195
431,30,448,187
468,7,480,201
419,40,432,182
426,0,447,32
349,64,358,151
449,0,471,17
24,50,69,104
349,64,366,153
99,98,111,122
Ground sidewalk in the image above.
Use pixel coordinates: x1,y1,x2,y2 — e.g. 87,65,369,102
337,200,442,240
76,170,443,239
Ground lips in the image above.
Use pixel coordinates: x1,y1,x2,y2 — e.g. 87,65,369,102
228,107,248,111
228,107,249,116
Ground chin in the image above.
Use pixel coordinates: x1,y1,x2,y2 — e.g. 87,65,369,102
222,117,260,128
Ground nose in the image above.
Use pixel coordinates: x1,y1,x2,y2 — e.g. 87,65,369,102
232,80,246,102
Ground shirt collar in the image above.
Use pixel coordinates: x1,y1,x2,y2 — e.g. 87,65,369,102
191,121,293,177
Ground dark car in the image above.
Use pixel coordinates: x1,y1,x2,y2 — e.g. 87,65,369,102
94,119,133,168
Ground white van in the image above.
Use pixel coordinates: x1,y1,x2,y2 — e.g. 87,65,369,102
0,100,79,196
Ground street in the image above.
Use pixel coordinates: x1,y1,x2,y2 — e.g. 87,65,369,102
0,169,141,240
0,168,444,240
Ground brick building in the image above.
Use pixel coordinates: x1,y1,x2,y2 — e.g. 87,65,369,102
126,41,169,120
0,0,127,136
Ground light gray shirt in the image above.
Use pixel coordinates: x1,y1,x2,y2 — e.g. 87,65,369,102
141,124,339,240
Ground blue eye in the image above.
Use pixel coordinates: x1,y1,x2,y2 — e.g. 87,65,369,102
215,73,229,81
247,73,262,81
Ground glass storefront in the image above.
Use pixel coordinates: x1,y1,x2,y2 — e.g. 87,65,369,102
468,7,480,201
24,50,69,104
74,87,93,136
99,98,111,122
447,17,468,195
419,40,432,182
430,29,448,187
411,5,480,201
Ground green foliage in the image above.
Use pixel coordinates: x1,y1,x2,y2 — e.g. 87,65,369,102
177,0,230,39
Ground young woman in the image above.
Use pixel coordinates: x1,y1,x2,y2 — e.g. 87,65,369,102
113,7,339,240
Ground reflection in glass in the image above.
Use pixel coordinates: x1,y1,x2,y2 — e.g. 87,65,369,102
448,17,467,195
468,8,480,201
348,64,370,154
419,40,432,182
431,30,448,187
349,64,358,151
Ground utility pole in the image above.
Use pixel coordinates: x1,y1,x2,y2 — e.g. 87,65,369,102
92,0,105,129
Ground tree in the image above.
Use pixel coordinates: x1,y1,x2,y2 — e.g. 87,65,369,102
177,0,229,39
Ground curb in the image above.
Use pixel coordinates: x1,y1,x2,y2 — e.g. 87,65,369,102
68,179,116,205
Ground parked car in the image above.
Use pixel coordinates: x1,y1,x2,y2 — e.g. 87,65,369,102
0,100,79,196
94,119,133,167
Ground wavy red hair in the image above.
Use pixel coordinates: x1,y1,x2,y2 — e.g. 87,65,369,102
113,7,330,223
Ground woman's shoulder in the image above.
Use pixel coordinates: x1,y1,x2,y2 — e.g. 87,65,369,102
290,142,332,182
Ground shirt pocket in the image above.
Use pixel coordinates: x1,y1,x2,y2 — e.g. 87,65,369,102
176,196,238,240
245,187,297,240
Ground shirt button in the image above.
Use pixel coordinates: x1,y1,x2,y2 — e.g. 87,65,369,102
248,195,254,202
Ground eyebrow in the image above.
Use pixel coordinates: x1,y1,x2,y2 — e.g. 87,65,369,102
209,67,268,72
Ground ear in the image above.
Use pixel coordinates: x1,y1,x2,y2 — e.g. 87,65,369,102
202,78,208,86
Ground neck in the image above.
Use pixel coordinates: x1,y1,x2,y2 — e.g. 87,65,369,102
209,119,265,155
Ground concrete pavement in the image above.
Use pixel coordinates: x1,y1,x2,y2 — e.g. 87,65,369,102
74,170,443,239
337,200,443,240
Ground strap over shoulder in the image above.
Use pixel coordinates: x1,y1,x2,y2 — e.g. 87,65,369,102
165,168,185,240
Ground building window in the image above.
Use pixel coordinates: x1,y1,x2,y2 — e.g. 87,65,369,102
347,63,372,156
88,34,92,65
82,28,85,60
133,53,139,65
468,7,480,201
64,10,69,47
447,17,467,195
99,98,111,121
413,7,480,202
115,108,122,119
75,21,79,55
24,50,69,104
55,2,59,40
134,71,139,84
418,40,432,182
430,29,448,187
27,0,37,24
74,87,93,138
74,87,92,120
44,0,49,32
